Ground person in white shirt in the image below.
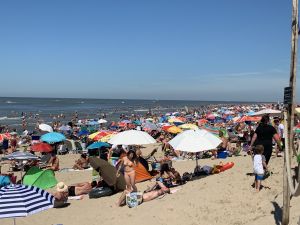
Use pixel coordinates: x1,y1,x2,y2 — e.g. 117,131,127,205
253,145,267,192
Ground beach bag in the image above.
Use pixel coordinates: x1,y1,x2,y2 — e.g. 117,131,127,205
126,192,143,208
89,187,113,199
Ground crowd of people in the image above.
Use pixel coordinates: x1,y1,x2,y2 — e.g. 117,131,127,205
0,103,294,209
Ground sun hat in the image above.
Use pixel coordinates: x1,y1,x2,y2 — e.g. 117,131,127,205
56,182,68,193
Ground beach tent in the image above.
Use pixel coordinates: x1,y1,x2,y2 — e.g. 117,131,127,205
135,163,152,183
23,167,57,190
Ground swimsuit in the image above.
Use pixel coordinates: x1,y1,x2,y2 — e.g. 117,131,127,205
68,186,76,196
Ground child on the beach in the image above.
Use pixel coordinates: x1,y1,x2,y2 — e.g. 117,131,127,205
253,145,267,192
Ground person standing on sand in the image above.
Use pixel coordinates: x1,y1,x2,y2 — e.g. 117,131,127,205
253,145,267,192
249,115,282,165
116,150,138,193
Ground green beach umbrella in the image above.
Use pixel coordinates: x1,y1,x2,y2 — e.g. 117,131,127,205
23,167,57,190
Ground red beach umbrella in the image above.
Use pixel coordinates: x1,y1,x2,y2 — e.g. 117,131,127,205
0,133,11,143
237,116,261,123
31,143,53,153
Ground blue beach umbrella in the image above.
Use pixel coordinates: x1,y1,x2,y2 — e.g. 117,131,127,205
78,130,89,136
87,142,110,150
40,132,66,144
0,184,54,225
88,121,99,126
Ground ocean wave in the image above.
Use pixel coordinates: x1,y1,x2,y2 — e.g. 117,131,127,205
0,116,22,120
134,109,148,112
5,101,16,104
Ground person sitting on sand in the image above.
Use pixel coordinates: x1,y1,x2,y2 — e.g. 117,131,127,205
46,152,59,171
212,130,228,159
52,182,69,208
73,153,89,170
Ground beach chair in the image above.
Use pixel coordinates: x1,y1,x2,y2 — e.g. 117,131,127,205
74,141,83,154
57,144,69,155
38,154,51,168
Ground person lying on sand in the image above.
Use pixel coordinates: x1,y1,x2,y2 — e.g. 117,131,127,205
117,181,170,206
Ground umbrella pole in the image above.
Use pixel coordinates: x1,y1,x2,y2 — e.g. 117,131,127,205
13,218,16,225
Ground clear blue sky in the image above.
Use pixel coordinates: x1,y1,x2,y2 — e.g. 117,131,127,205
0,1,295,101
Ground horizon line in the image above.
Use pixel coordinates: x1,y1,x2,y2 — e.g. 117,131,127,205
0,95,275,104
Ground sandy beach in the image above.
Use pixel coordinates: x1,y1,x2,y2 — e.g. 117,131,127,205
2,145,299,225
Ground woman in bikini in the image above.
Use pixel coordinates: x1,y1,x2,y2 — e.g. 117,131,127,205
116,150,138,193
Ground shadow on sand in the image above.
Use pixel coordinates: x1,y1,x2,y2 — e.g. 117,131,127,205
271,201,282,225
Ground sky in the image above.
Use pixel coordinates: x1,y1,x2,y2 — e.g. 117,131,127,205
0,1,296,102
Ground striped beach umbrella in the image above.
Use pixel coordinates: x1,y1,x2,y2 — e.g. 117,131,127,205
0,184,54,224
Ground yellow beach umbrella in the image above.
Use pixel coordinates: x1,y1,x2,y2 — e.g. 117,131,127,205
88,131,100,140
168,118,183,123
100,133,116,142
167,126,182,134
179,124,199,130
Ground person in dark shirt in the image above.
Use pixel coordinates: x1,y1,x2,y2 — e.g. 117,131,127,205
250,115,282,164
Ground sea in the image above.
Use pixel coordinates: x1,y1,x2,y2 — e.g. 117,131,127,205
0,97,260,131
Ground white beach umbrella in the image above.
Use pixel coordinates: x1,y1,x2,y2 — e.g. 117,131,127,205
98,119,108,124
38,124,53,133
168,129,222,153
108,130,156,145
252,109,282,117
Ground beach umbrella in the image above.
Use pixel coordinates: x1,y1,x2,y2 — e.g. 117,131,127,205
40,132,66,144
0,184,54,224
38,124,53,133
108,130,156,145
162,125,173,131
206,114,216,120
167,126,182,134
88,131,101,140
169,129,221,153
98,119,108,124
58,125,70,132
0,133,11,142
121,120,131,124
87,142,110,149
93,131,112,141
133,120,142,125
169,129,222,167
118,122,127,127
30,143,52,153
88,121,99,126
100,133,116,142
252,109,282,117
89,157,125,191
142,122,158,131
198,119,208,126
1,151,39,161
179,124,199,130
78,130,89,136
237,116,261,123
